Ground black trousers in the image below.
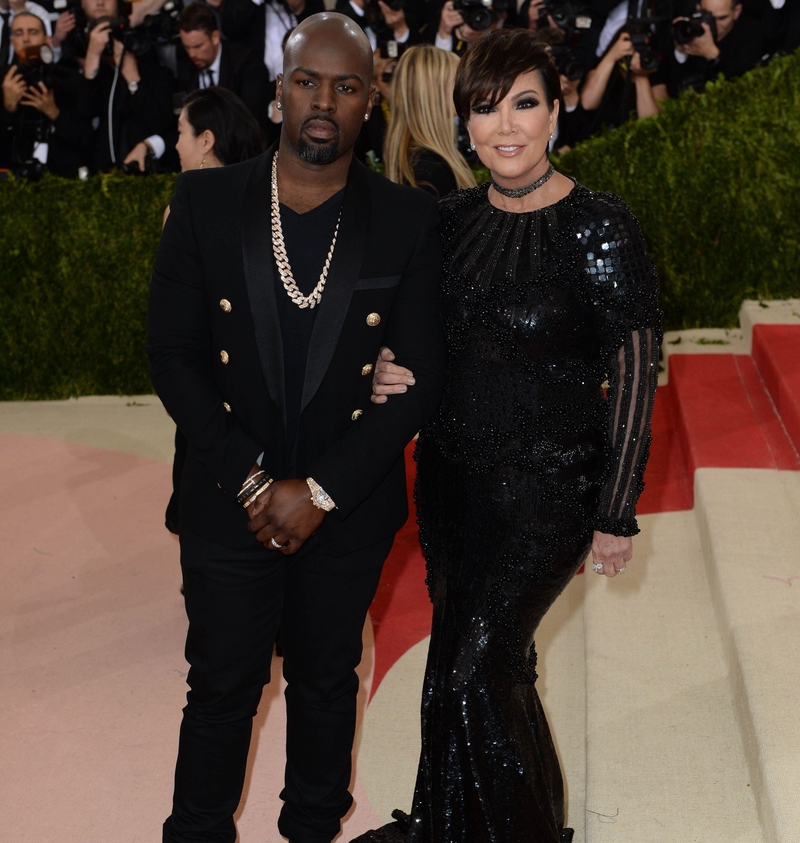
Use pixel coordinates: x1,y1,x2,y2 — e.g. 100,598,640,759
163,527,394,843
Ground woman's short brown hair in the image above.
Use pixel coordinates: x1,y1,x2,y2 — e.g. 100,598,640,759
453,28,561,124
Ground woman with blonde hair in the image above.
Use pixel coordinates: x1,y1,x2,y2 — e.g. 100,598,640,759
383,44,476,198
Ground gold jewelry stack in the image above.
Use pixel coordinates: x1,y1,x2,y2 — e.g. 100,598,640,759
271,151,341,309
237,469,274,508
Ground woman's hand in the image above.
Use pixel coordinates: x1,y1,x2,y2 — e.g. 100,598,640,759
370,346,415,404
591,531,632,578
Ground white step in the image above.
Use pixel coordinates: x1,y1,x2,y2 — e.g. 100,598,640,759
695,468,800,843
583,507,762,843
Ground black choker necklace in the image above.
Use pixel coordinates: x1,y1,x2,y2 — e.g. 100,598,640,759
491,163,554,198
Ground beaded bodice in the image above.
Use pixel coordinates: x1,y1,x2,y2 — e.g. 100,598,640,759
425,181,662,536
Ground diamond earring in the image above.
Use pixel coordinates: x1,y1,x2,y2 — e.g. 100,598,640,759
364,112,370,121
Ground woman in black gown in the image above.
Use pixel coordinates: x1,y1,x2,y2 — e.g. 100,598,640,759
365,28,661,843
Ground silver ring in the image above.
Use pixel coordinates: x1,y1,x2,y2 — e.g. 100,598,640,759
270,537,282,549
591,562,603,573
616,565,627,574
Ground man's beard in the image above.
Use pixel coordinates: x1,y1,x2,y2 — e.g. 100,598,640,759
296,116,340,164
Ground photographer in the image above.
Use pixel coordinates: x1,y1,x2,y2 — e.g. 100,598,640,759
124,2,271,171
581,26,667,131
335,0,419,53
537,25,592,152
1,10,93,175
521,0,602,55
431,0,508,54
672,0,764,89
75,0,174,170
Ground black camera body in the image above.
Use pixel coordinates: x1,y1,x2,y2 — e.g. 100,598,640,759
672,9,717,46
624,17,661,72
539,0,592,33
67,0,182,59
16,43,58,88
453,0,511,32
550,43,590,80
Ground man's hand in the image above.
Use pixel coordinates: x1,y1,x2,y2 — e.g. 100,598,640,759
247,479,325,554
123,140,149,172
676,22,719,60
371,346,415,404
2,66,27,113
378,0,408,39
630,50,655,76
609,31,635,63
591,531,632,578
20,82,60,120
84,20,111,80
438,2,464,39
53,11,77,48
87,19,112,58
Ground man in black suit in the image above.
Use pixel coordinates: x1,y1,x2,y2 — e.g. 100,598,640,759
124,2,272,170
148,12,445,843
176,2,271,124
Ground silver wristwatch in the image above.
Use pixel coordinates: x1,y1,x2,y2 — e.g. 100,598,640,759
306,477,335,511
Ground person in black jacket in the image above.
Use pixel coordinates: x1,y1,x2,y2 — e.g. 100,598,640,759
148,12,446,843
124,2,273,170
1,10,93,175
76,0,174,171
672,0,764,90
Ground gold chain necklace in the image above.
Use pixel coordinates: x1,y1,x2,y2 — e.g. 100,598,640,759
270,151,341,309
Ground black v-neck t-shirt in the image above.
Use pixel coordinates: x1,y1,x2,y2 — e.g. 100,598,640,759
275,187,345,472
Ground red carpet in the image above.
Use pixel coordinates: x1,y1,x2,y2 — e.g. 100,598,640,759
368,325,800,697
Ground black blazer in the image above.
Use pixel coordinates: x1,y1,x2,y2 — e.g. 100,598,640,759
176,41,273,127
148,147,447,553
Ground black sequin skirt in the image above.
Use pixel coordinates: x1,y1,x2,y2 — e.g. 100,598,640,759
408,439,594,843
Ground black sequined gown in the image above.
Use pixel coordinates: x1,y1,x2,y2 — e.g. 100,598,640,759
408,182,662,843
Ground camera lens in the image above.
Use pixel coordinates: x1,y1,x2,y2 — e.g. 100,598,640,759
466,6,494,29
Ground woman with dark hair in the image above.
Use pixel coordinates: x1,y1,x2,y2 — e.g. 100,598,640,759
164,85,265,535
175,85,265,172
362,27,661,843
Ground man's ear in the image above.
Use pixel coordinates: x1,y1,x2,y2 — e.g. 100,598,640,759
212,29,221,48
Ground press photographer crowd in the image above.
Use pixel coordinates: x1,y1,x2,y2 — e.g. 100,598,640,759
0,0,796,181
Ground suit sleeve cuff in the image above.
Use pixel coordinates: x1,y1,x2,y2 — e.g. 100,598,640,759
146,134,166,159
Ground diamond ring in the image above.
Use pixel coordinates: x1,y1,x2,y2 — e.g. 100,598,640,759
270,537,282,549
591,562,603,573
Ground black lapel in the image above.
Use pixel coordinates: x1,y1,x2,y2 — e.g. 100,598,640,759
300,157,371,411
241,145,286,422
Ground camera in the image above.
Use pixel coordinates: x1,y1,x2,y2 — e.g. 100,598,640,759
624,18,661,72
671,9,717,45
16,43,57,87
538,0,592,33
550,44,589,80
452,0,511,32
67,0,182,58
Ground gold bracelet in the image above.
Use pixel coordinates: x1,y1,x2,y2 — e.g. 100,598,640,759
242,479,273,509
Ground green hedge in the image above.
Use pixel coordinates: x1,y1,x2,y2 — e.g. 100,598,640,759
554,52,800,330
1,51,799,399
0,172,176,399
